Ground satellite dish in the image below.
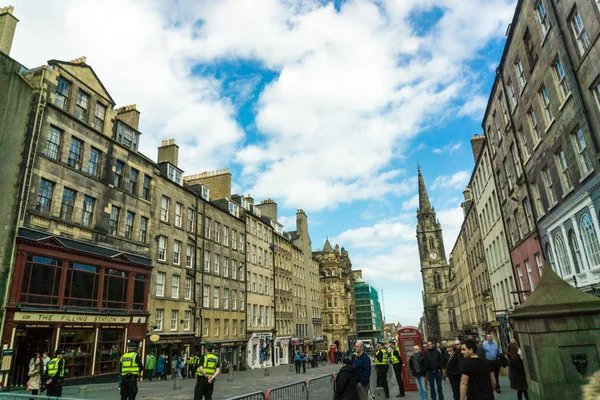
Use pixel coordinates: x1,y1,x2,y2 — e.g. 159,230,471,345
149,334,160,343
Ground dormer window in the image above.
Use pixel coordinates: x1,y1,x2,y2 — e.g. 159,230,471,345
241,198,250,210
253,206,261,217
115,121,139,151
55,77,71,110
201,186,210,201
166,164,183,186
229,202,239,218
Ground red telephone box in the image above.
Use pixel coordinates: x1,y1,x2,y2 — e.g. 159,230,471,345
329,344,337,364
397,326,424,391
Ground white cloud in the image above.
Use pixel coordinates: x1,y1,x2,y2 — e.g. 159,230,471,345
432,170,471,190
401,194,419,211
458,95,489,119
432,142,462,154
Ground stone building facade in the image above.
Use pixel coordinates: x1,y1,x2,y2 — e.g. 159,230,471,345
0,48,153,386
416,169,453,343
483,0,600,299
314,239,356,353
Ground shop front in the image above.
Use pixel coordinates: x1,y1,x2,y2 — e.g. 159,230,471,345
0,234,151,388
273,336,290,366
247,333,272,369
213,340,246,371
146,334,196,377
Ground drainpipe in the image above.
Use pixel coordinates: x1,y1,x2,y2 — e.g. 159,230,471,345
199,194,207,351
192,190,199,353
0,67,46,349
271,239,276,366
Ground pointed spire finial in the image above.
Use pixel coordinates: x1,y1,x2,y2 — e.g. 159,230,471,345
418,168,432,213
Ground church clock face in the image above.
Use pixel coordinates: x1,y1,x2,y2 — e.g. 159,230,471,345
429,251,438,260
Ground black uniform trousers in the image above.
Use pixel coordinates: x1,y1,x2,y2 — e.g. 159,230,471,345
194,375,215,400
375,364,390,398
46,379,63,397
392,362,405,396
120,374,139,400
448,374,461,400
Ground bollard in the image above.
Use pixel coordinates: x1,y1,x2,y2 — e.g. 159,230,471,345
374,387,386,398
173,376,182,390
264,367,270,376
227,366,234,381
78,385,88,399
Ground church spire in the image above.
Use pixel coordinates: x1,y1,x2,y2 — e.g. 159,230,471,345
323,237,333,252
418,166,432,213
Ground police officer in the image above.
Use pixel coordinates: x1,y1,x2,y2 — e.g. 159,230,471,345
120,341,144,400
46,349,65,397
195,344,221,400
389,342,405,397
375,342,390,398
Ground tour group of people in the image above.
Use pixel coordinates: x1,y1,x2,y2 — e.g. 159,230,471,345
334,334,530,400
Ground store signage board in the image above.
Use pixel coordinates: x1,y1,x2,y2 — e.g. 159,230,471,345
1,349,14,373
14,312,146,324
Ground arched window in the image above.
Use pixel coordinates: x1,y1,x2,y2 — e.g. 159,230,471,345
580,214,600,267
554,233,572,276
433,272,442,290
429,237,435,249
568,230,582,274
546,243,554,273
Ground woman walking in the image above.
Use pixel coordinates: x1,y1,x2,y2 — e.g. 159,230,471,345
507,341,528,400
156,353,167,380
27,355,42,398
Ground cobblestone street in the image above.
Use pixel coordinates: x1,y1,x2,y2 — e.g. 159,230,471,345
55,363,516,400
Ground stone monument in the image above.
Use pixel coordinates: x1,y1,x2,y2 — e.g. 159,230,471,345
511,263,600,399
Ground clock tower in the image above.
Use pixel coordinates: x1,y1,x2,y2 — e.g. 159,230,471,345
416,167,451,342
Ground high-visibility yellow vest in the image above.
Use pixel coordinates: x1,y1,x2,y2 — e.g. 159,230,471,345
197,354,219,377
47,358,64,378
120,352,140,376
390,348,401,364
375,349,388,365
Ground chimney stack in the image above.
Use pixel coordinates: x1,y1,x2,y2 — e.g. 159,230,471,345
0,6,18,56
461,186,472,217
470,134,486,162
184,169,232,200
116,104,140,131
256,198,278,220
157,139,179,167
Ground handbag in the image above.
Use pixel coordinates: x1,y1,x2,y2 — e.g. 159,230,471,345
443,353,455,378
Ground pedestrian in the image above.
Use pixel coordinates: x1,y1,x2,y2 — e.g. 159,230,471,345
335,357,359,400
194,344,221,400
175,354,184,379
443,343,460,400
156,353,167,380
424,341,444,400
295,351,302,373
389,342,405,397
482,334,502,393
352,341,371,400
146,352,156,381
436,343,442,353
374,343,390,398
45,349,65,397
441,341,447,355
408,345,428,400
301,352,307,373
120,341,144,400
459,340,496,400
507,342,528,400
27,355,42,398
583,369,600,400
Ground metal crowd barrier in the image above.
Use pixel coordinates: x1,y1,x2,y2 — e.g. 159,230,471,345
0,394,85,400
306,374,335,400
227,391,267,400
265,381,308,400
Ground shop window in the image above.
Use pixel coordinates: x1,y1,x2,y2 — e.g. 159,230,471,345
20,255,62,306
95,328,123,375
65,262,100,308
103,269,128,309
133,274,146,311
59,329,94,378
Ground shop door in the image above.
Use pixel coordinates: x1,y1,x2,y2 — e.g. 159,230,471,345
11,328,53,388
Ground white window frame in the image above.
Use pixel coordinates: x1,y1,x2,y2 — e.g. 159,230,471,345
158,236,167,262
569,9,590,56
186,244,193,268
232,290,237,310
224,227,229,247
593,79,600,113
155,309,164,331
553,58,569,101
223,288,229,310
534,0,550,36
204,250,210,272
170,310,179,331
156,272,166,297
172,275,180,299
214,221,220,243
232,229,237,249
518,129,530,160
543,168,557,206
187,208,194,232
514,58,526,92
173,240,181,265
214,254,220,275
571,128,593,176
213,287,220,309
185,277,192,300
184,310,191,331
539,86,553,125
555,150,573,192
204,319,209,337
160,196,170,222
528,108,541,145
203,285,210,308
223,257,229,278
175,202,183,228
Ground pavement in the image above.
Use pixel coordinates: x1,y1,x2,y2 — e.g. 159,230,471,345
48,363,517,399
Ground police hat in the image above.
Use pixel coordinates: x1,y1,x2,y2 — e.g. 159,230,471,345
204,342,215,351
54,349,64,355
127,341,138,349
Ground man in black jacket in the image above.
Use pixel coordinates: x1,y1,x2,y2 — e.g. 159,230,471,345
335,358,358,400
425,341,444,400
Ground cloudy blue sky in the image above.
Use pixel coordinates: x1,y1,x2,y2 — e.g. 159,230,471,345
10,0,517,327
